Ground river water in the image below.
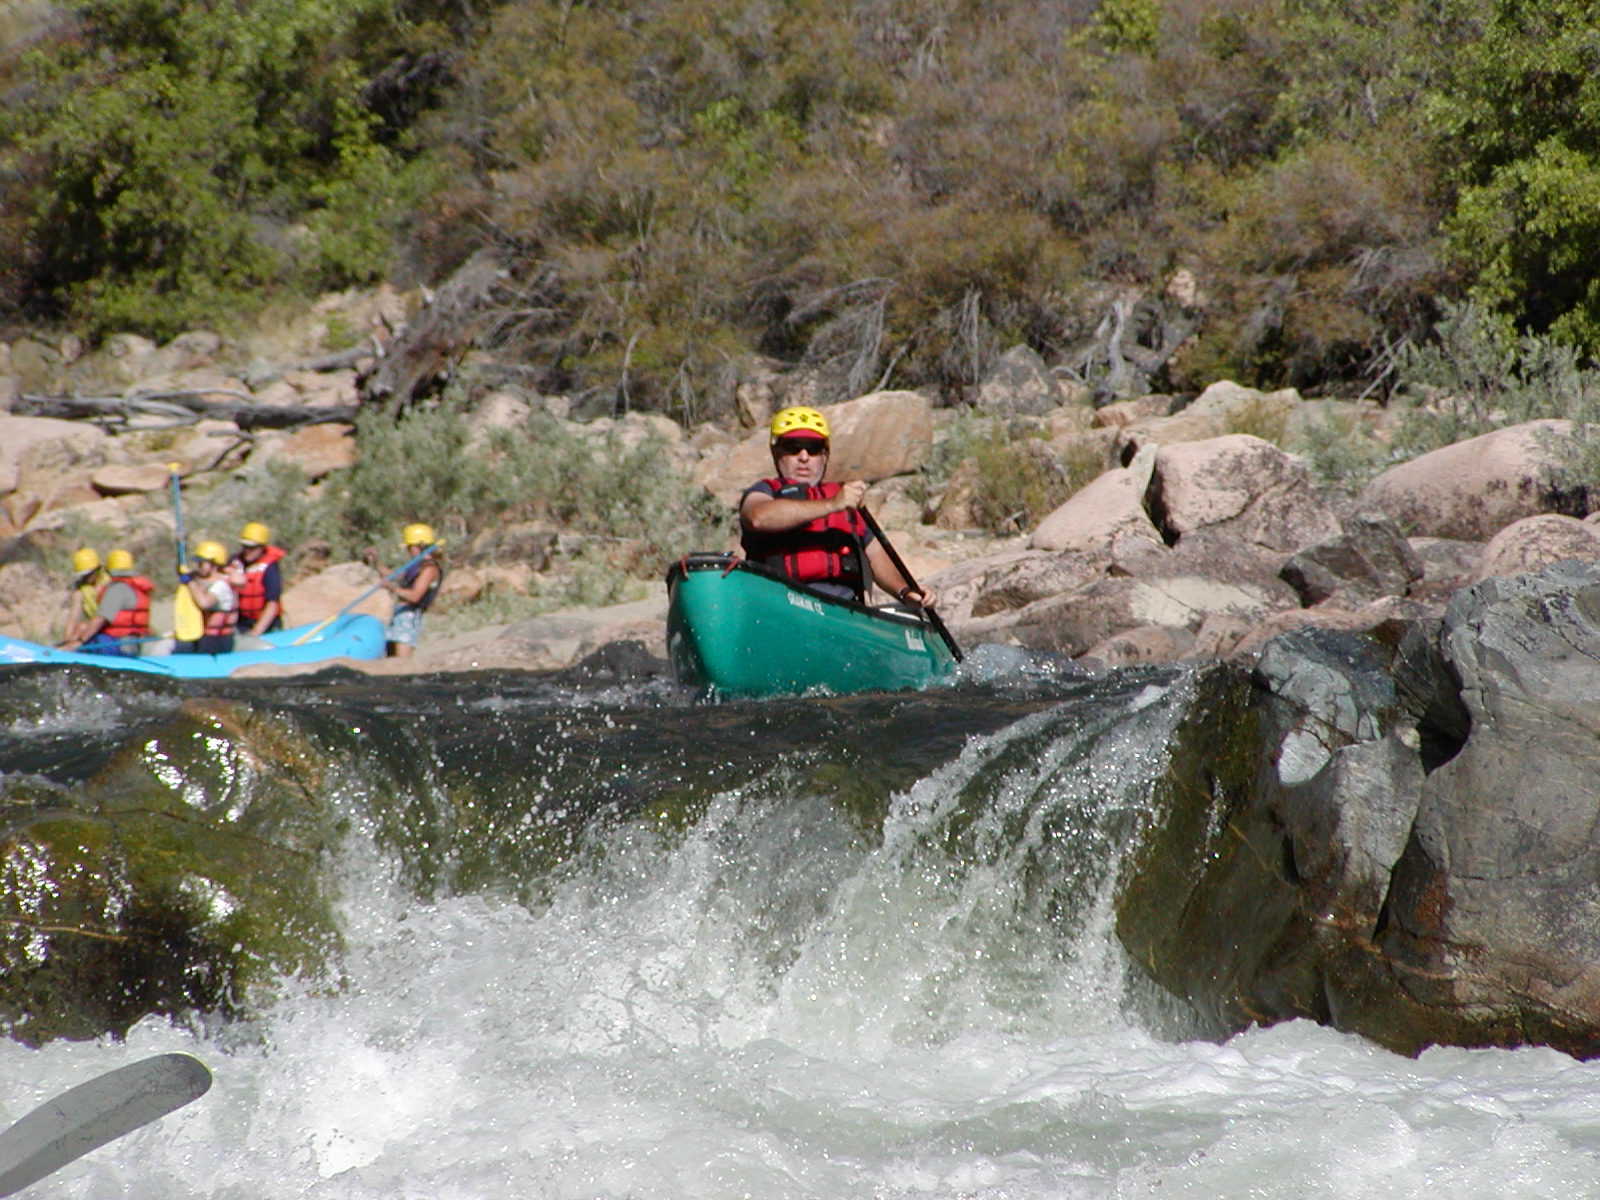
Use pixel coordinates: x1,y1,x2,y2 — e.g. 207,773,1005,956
4,651,1600,1198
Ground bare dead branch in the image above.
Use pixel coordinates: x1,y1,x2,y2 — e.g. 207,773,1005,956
13,391,358,431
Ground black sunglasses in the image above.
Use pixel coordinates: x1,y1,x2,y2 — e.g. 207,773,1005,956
774,437,828,456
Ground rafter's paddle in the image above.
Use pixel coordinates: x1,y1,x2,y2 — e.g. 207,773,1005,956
859,506,962,662
0,1052,211,1196
167,464,203,643
291,541,442,645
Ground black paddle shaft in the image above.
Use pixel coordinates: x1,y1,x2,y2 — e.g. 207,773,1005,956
858,506,963,662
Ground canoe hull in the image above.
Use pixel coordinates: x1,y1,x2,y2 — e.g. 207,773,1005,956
666,554,957,698
0,614,387,678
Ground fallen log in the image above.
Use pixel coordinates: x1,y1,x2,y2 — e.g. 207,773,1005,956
13,390,359,431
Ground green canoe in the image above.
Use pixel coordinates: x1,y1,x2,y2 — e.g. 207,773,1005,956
665,553,960,698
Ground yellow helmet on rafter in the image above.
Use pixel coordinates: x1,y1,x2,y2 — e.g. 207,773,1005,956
71,547,101,575
769,406,830,444
194,540,228,565
239,521,270,546
402,523,437,547
105,548,135,572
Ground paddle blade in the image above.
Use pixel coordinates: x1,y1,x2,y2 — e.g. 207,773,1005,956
173,584,204,643
0,1052,211,1196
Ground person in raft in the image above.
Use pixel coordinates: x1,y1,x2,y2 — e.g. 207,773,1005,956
739,405,937,608
63,548,153,656
227,520,286,635
57,546,106,646
176,540,238,655
380,523,443,658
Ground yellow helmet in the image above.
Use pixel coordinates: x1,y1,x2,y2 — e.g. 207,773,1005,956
402,522,437,547
769,406,830,444
105,548,135,572
71,547,101,575
239,520,270,546
194,540,228,565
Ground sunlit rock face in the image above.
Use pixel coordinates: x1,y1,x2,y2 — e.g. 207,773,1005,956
1121,560,1600,1059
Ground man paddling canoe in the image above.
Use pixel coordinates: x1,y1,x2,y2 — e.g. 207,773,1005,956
739,406,937,609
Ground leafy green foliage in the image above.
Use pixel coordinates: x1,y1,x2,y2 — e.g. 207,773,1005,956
1086,0,1162,55
9,0,1600,412
0,0,448,337
922,412,1103,533
1427,0,1600,352
1393,298,1600,457
1293,405,1398,494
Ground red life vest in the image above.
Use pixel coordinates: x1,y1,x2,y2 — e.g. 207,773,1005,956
203,595,239,638
741,479,868,595
100,575,153,639
188,578,239,638
233,544,286,624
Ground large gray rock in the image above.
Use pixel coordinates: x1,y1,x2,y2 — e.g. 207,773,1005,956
1279,511,1424,607
1118,560,1600,1057
974,344,1067,416
964,570,1288,658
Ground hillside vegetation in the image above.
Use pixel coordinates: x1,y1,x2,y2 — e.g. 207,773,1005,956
4,0,1600,419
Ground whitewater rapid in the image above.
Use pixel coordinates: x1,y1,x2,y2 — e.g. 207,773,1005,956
5,671,1600,1197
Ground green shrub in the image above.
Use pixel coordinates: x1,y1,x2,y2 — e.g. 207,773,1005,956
324,401,500,551
0,0,446,337
1391,297,1600,498
1392,298,1599,453
182,459,329,560
1295,407,1397,495
920,412,1101,534
327,400,732,574
1427,0,1600,353
1222,394,1290,445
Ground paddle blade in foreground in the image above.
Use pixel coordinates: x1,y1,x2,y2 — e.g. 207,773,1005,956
0,1052,211,1196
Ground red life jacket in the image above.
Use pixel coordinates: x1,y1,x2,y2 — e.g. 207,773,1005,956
741,479,868,596
191,578,239,638
233,544,286,623
100,575,153,639
204,597,239,637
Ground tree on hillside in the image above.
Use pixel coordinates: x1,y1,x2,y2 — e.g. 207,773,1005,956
1429,0,1600,352
0,0,465,338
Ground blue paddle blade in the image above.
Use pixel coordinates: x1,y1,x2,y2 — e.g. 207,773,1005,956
0,1052,211,1196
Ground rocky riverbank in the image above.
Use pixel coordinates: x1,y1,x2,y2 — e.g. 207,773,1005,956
3,284,1599,676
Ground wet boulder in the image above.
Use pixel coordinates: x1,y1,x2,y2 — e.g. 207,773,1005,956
1119,559,1600,1058
0,691,383,1043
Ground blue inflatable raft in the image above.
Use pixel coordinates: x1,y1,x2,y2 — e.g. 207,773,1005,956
0,614,387,679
